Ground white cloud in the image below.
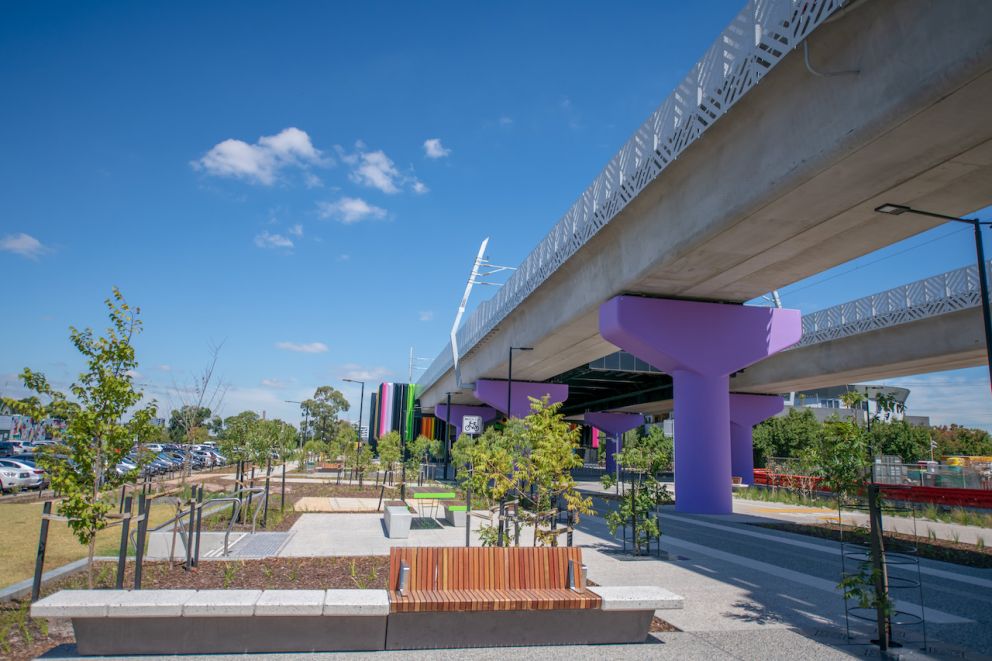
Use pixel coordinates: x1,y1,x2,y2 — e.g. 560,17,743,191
1,233,47,259
254,231,294,249
193,127,327,185
881,369,992,429
304,172,324,188
418,310,433,322
423,138,451,159
498,116,513,127
261,378,293,389
411,180,429,195
157,364,172,372
125,369,143,379
317,197,387,224
337,142,426,194
351,150,401,193
288,223,304,237
275,341,328,353
338,254,351,261
340,363,392,381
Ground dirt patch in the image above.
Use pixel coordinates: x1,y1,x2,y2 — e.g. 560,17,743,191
753,521,992,568
650,616,681,632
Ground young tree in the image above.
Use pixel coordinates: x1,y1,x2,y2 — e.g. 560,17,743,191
10,289,158,586
169,342,226,481
376,431,402,476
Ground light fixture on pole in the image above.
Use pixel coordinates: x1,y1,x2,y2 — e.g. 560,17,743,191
875,203,992,392
507,347,533,419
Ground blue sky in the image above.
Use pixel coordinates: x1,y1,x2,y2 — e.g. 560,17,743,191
2,1,990,430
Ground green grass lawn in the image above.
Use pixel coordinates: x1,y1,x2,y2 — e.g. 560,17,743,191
0,500,175,589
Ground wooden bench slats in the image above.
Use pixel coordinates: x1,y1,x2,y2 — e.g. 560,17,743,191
387,547,600,613
388,589,599,613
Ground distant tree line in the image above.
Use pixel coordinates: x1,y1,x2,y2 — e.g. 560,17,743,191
753,408,992,467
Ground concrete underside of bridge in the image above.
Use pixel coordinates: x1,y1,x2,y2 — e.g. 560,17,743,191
420,0,992,411
599,306,986,420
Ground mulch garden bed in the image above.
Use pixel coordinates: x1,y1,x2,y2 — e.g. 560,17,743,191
752,521,992,568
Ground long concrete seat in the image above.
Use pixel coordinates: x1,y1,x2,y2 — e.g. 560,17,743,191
31,588,389,655
31,551,684,654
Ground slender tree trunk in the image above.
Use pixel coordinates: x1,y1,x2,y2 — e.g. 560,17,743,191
87,536,96,588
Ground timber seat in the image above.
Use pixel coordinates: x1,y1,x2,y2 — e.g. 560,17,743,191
387,547,601,613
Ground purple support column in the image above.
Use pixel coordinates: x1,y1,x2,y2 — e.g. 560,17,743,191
434,404,501,436
729,394,784,485
600,296,800,514
474,380,568,419
585,412,645,476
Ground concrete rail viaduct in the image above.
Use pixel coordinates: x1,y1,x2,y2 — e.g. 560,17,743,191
416,0,992,514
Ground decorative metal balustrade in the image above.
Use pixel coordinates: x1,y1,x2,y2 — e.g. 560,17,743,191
792,261,988,349
418,0,846,391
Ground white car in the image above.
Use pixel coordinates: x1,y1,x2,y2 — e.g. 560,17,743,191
0,461,40,492
0,458,46,488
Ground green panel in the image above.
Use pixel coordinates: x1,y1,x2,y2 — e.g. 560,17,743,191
412,492,456,499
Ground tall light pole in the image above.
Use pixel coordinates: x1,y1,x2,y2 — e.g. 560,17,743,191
284,400,307,448
875,204,992,392
507,347,533,420
342,379,366,443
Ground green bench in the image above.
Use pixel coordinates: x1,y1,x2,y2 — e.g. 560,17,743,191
410,492,456,518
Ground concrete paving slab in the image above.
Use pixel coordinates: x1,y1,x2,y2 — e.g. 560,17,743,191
295,497,384,512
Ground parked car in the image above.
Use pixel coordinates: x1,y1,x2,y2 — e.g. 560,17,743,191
0,462,39,492
0,458,47,488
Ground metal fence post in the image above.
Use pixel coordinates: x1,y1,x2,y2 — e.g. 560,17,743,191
193,485,204,566
31,501,52,602
465,488,472,547
116,496,133,588
263,457,272,528
134,493,148,589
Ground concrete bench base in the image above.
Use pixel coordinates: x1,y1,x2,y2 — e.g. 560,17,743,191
384,504,412,538
73,615,385,655
386,608,653,650
32,585,683,655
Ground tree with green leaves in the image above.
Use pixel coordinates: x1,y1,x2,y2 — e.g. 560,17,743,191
451,397,591,547
300,386,349,443
752,408,822,468
7,289,158,586
601,428,674,554
376,431,402,476
168,405,211,443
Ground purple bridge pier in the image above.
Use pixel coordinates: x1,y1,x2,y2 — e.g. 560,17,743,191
600,297,800,514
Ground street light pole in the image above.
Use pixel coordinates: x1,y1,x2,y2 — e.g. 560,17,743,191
875,204,992,393
507,347,533,420
342,379,366,478
284,400,307,448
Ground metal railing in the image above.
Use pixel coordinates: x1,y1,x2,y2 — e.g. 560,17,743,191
418,0,845,392
792,260,988,349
